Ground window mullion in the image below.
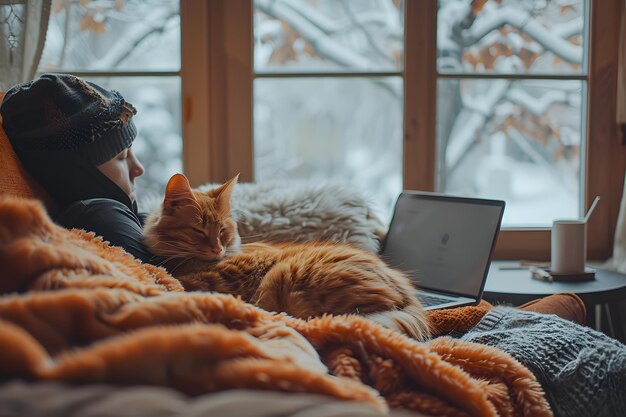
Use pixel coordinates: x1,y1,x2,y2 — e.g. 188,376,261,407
183,0,253,185
180,0,211,187
404,0,437,191
585,0,623,261
223,0,254,182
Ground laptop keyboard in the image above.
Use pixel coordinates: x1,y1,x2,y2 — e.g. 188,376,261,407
417,293,453,307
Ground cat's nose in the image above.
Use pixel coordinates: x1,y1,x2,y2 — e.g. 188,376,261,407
210,248,222,255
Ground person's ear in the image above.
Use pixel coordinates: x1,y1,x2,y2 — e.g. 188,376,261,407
163,173,196,213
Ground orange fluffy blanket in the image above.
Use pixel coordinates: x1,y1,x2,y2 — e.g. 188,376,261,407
0,196,552,417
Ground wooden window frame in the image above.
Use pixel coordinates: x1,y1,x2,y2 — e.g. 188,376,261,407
180,0,625,261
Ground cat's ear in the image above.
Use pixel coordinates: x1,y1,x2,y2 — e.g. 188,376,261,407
163,173,196,212
214,173,239,215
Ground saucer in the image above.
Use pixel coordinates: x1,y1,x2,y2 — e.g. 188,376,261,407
530,267,596,282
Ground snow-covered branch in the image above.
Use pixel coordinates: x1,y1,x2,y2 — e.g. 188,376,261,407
506,89,571,117
448,83,578,173
256,0,372,69
88,4,178,70
255,0,401,99
338,0,395,65
446,79,512,169
275,0,401,38
552,18,585,40
458,6,583,64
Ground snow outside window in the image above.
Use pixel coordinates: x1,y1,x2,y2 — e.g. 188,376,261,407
253,0,588,227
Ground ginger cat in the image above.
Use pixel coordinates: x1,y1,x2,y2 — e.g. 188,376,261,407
143,174,429,340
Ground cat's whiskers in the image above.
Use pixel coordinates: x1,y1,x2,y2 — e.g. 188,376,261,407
158,252,193,265
240,233,264,240
150,242,195,258
224,247,242,256
155,255,172,266
160,255,194,275
148,240,181,250
155,255,178,268
148,242,191,258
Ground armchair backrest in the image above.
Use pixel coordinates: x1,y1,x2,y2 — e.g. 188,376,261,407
0,92,56,211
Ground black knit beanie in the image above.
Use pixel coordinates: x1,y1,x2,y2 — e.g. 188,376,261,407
0,74,138,210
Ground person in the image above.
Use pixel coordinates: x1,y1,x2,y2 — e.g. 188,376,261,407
0,73,157,264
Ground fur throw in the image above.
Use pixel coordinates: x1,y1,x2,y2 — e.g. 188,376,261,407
0,196,552,417
141,181,387,253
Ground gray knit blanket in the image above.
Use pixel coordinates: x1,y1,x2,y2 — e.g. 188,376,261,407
462,307,626,417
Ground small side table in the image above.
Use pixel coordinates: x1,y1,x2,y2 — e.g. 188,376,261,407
483,261,626,342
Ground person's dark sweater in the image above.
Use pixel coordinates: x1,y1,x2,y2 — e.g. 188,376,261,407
18,150,161,266
54,198,159,266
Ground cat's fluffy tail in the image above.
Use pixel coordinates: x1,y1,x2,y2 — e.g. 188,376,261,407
365,303,430,341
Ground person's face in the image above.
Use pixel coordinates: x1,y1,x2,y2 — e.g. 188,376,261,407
97,147,145,202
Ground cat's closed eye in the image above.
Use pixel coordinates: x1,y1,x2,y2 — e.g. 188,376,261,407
191,227,205,237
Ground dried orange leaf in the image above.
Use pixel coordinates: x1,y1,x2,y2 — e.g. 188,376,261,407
94,21,106,34
79,14,92,32
498,26,512,36
568,35,582,46
471,0,488,15
52,0,65,14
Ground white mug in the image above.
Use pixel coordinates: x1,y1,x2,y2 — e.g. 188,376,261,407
550,220,586,274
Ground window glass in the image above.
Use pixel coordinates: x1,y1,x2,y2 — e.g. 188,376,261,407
436,78,584,227
435,0,588,227
254,77,403,222
40,0,180,71
437,0,586,75
254,0,404,73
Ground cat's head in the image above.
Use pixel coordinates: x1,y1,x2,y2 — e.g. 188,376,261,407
143,173,241,261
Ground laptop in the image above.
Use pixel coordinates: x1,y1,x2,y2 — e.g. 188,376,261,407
380,191,505,310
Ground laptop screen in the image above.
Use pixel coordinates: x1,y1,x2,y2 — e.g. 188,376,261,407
380,192,504,298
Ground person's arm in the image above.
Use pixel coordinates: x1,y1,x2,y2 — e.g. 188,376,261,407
54,198,161,265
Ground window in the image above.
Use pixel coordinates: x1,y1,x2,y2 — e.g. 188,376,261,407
38,0,182,207
435,0,587,227
254,0,405,221
183,0,623,260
